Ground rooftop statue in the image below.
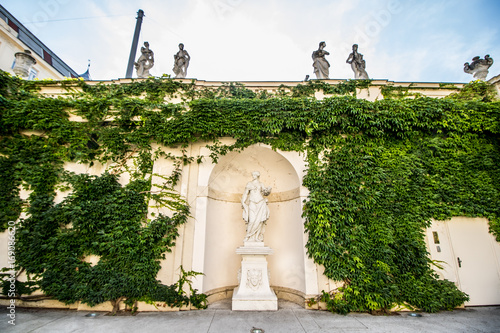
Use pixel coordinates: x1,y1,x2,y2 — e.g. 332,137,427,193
346,44,369,79
134,42,154,78
241,171,272,242
464,55,493,80
173,43,190,78
312,41,330,79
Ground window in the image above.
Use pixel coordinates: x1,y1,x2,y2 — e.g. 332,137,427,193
7,19,19,33
28,68,38,80
43,49,52,65
432,231,440,244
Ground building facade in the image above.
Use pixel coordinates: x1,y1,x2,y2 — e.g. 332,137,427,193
0,4,79,80
0,77,499,311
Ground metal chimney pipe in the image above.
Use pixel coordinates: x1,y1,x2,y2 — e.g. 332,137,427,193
125,9,144,78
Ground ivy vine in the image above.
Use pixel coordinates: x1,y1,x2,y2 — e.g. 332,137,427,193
0,71,498,314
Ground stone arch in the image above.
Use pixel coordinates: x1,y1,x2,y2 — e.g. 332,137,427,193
202,145,306,303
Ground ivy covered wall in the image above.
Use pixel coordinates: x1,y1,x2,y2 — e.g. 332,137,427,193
0,71,498,313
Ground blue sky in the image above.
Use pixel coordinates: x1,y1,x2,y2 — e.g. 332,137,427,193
3,0,500,82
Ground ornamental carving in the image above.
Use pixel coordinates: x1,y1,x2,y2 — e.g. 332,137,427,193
246,269,263,290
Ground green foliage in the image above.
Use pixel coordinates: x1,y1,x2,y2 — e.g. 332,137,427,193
0,274,38,297
380,83,421,99
15,172,194,309
0,70,498,314
212,82,258,99
303,135,491,312
446,80,497,102
0,157,22,229
136,267,207,310
397,273,469,312
283,79,372,98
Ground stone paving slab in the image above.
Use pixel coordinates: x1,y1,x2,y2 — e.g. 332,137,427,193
0,301,499,333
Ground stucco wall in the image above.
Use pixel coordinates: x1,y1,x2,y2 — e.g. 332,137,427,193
1,79,498,310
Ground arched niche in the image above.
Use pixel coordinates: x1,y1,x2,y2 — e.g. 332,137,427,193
202,145,305,303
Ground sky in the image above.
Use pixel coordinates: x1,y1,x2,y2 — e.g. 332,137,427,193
2,0,500,83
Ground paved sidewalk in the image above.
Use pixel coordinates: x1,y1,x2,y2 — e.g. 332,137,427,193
1,300,499,333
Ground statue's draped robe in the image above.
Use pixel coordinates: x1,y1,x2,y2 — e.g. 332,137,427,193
242,182,270,242
312,50,330,79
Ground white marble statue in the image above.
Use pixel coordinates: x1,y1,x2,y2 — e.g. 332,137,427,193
173,43,190,78
346,44,369,79
241,171,272,242
134,42,154,78
312,41,330,79
464,55,494,80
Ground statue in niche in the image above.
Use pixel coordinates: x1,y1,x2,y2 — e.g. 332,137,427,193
312,41,330,79
346,44,369,79
241,171,272,242
464,55,494,80
173,43,190,78
134,42,154,78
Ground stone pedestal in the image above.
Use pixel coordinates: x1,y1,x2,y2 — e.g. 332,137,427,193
232,241,278,311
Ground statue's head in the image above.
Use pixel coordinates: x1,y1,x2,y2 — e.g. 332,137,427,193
319,41,326,48
252,171,260,179
353,44,358,50
144,42,149,47
179,43,184,50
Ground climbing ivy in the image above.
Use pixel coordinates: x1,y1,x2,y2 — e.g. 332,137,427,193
0,70,498,314
16,172,205,313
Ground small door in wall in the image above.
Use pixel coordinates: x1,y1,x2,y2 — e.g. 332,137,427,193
427,217,500,306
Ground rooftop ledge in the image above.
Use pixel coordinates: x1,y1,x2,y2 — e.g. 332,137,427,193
79,77,467,89
39,77,486,102
36,74,500,102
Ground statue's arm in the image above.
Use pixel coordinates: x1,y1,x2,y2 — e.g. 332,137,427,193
241,187,249,206
182,52,190,70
